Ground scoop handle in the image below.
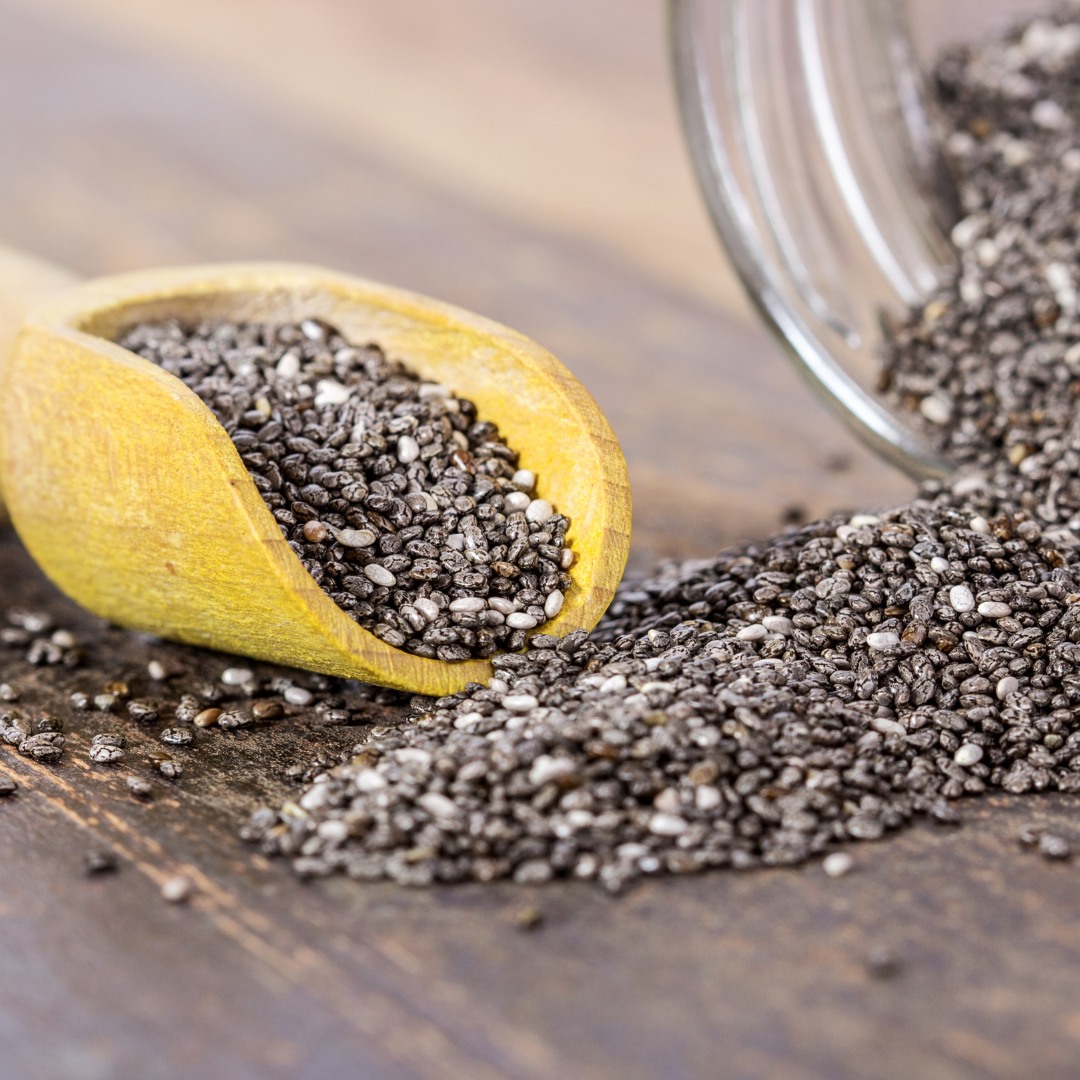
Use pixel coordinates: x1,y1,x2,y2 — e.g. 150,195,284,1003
0,246,81,520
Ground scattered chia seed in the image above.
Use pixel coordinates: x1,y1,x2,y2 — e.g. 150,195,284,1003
19,731,64,763
127,700,160,724
1039,832,1073,859
88,742,124,764
822,853,855,879
217,708,254,731
160,728,194,746
84,849,118,875
160,874,194,903
193,708,223,728
0,775,17,796
513,906,546,931
865,945,904,981
1018,822,1046,848
125,775,154,800
157,758,183,780
1020,820,1075,859
251,700,284,722
117,318,573,660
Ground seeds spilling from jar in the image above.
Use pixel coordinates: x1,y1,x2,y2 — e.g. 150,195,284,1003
118,318,573,661
880,8,1080,525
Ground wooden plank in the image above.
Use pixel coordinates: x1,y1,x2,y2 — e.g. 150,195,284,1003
6,532,1080,1080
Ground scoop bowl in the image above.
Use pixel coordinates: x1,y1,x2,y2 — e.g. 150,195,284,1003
0,255,631,694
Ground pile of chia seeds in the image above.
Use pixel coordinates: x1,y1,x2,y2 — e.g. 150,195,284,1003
241,496,1080,889
119,319,572,660
236,6,1080,889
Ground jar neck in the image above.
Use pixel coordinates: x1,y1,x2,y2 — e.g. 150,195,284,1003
670,0,958,478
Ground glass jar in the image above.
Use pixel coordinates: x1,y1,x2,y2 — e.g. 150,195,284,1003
668,0,1048,479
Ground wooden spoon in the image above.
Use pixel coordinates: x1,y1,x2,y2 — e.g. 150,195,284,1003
0,249,631,694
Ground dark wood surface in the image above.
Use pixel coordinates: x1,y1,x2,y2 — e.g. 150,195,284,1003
1,3,1077,1079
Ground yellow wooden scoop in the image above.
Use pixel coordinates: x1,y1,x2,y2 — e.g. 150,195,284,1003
0,248,631,694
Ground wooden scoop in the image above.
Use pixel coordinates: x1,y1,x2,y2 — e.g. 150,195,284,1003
0,249,631,694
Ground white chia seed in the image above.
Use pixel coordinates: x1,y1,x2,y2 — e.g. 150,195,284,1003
954,744,985,767
363,565,396,587
949,585,976,613
822,853,854,878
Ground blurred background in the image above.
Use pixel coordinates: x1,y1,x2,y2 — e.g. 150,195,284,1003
0,0,918,564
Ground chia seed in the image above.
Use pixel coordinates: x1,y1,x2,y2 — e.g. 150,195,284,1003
84,849,118,875
160,728,194,746
822,853,855,879
1038,832,1073,859
125,775,154,800
513,906,546,931
160,874,194,903
19,731,64,763
865,945,904,981
156,757,184,780
88,741,125,764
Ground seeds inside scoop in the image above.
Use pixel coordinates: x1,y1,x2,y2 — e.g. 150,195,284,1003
118,319,573,661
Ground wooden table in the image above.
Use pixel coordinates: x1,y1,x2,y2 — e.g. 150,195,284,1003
1,3,1078,1078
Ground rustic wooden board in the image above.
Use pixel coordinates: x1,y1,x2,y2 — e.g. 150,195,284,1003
1,2,1076,1079
5,532,1080,1080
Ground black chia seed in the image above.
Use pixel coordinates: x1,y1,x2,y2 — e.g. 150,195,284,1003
117,318,573,661
84,848,118,875
865,945,904,981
